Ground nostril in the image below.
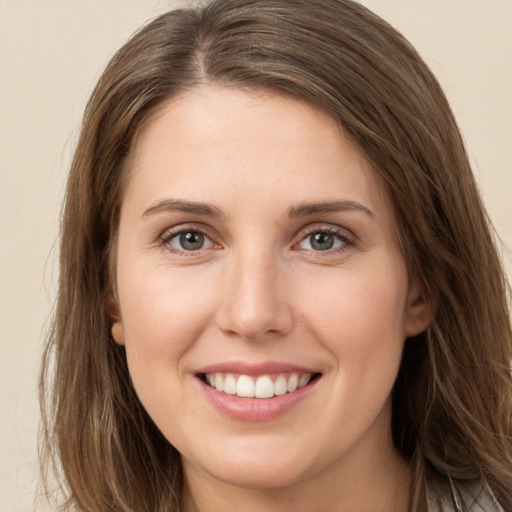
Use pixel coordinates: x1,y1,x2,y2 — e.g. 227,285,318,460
214,301,295,340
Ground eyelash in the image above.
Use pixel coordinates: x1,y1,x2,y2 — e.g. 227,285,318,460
158,224,355,256
158,224,219,256
294,227,355,254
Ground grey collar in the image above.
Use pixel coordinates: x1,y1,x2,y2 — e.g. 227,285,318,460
426,478,505,512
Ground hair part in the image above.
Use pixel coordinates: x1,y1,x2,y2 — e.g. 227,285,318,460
40,1,512,511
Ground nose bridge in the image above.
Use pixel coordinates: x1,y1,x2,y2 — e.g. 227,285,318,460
215,243,293,339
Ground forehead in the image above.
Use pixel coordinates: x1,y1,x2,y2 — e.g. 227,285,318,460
133,85,347,162
123,85,386,217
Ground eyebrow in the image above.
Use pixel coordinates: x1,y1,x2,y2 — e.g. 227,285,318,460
142,198,373,220
142,199,224,219
287,200,374,219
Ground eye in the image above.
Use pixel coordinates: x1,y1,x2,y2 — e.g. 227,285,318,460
297,230,351,252
162,228,216,252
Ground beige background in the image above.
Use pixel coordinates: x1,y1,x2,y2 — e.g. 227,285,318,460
1,1,510,510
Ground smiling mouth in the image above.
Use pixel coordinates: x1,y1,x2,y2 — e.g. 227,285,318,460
200,372,321,399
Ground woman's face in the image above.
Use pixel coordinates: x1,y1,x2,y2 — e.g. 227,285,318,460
111,86,428,492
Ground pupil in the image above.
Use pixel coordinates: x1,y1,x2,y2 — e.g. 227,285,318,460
180,231,204,250
311,232,334,250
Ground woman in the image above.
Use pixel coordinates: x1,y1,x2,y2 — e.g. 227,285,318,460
40,0,512,511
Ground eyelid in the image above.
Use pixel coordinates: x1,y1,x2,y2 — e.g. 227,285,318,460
292,223,356,251
158,223,222,254
156,222,356,256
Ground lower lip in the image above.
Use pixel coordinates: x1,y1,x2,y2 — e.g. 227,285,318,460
197,376,320,422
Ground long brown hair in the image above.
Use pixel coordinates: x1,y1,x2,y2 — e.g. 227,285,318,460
40,1,512,510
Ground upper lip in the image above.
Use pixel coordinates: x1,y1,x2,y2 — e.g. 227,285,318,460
196,360,321,376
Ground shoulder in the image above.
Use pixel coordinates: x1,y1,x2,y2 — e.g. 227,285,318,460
426,477,505,512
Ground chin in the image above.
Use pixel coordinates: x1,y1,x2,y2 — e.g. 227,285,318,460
182,433,325,492
204,459,312,491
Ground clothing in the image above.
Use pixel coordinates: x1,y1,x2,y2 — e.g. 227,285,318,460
426,478,506,512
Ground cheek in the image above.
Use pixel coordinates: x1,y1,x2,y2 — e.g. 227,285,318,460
302,268,408,345
298,264,409,403
116,267,217,388
302,268,409,430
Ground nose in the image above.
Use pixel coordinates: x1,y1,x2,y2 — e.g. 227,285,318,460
214,249,294,340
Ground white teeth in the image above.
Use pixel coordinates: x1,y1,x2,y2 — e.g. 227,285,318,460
287,374,299,392
298,373,312,388
274,375,288,396
214,373,224,392
255,375,274,399
223,374,237,395
236,375,255,397
204,372,316,398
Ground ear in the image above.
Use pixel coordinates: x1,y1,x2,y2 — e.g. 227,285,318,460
107,292,125,346
405,282,434,337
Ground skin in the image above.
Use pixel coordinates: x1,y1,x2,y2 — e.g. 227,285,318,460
111,85,430,512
